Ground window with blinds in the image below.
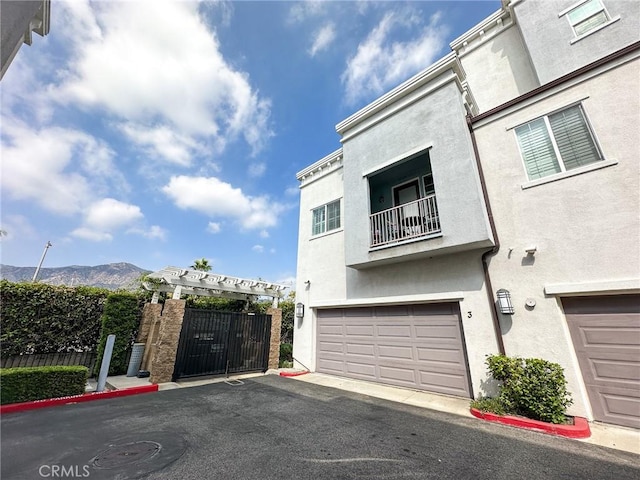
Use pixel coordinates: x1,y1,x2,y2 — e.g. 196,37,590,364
515,104,602,180
312,199,341,236
563,0,610,38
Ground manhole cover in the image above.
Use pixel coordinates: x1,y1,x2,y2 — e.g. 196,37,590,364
91,441,162,469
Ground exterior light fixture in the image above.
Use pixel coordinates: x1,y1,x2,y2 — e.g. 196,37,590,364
295,302,305,318
496,289,515,315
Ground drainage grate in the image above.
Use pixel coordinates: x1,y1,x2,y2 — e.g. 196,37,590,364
91,441,162,469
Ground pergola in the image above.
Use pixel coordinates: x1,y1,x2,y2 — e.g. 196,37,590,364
143,266,288,307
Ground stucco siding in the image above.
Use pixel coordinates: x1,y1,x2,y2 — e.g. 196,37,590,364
472,56,640,418
460,24,539,113
342,79,493,268
294,166,347,371
512,0,640,84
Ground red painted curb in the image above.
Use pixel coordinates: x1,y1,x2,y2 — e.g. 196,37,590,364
279,371,310,377
470,408,591,438
0,384,159,414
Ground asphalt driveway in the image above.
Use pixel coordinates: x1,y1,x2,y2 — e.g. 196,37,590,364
1,375,638,480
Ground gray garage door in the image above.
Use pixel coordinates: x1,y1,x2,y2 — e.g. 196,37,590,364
564,294,640,429
316,303,472,398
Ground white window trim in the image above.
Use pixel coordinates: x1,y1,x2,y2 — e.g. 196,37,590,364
569,16,620,44
507,97,589,131
310,199,341,238
514,102,605,182
521,158,617,189
558,0,619,42
309,226,344,241
422,173,435,195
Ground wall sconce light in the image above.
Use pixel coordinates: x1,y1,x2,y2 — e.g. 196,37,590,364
497,289,515,315
295,302,305,319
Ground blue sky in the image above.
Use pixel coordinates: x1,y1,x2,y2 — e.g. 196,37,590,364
1,0,499,286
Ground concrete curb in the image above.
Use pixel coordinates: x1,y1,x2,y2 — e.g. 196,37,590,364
470,408,591,439
279,370,310,377
0,385,159,414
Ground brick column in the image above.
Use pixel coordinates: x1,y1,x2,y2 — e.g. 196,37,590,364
137,303,162,344
149,299,186,384
267,307,282,370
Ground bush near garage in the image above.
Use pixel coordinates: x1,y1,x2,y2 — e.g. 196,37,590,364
0,366,88,404
94,293,144,376
471,354,573,424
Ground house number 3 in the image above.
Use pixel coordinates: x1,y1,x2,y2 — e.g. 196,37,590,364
467,311,472,318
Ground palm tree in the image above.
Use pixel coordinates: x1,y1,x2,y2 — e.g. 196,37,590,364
191,258,212,272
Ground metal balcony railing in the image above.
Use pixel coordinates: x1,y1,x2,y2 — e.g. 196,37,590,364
369,194,441,248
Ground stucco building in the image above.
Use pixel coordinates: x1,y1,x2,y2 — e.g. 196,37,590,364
294,0,639,429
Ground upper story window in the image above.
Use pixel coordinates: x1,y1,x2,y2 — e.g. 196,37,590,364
562,0,613,38
312,200,340,236
515,104,603,181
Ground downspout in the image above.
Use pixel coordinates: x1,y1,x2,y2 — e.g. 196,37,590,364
466,115,506,355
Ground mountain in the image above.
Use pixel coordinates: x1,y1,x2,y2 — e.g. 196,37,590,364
0,262,151,290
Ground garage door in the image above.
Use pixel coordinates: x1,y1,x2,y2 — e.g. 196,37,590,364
564,294,640,429
316,303,472,398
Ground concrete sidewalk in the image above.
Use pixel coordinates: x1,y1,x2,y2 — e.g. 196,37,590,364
97,371,266,392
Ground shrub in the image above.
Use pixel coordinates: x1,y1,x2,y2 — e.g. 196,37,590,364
0,366,88,404
279,343,293,367
95,293,142,376
470,396,507,416
476,354,573,424
0,281,109,356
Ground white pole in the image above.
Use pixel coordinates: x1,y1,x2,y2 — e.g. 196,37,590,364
96,334,116,393
32,241,52,282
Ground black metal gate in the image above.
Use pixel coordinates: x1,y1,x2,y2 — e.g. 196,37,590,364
172,309,272,381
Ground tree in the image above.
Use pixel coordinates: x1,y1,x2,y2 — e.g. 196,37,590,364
191,258,212,272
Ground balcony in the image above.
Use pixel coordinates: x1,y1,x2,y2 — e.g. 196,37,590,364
370,194,440,248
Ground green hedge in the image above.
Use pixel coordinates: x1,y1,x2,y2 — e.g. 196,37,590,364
0,366,88,404
95,293,142,376
0,281,109,356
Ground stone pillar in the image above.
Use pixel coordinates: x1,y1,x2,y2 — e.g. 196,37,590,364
267,307,282,370
137,303,162,344
149,299,186,384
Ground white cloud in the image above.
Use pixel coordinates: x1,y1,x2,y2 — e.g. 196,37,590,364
71,198,146,242
342,11,448,105
118,122,208,167
252,244,264,253
70,227,113,242
285,185,300,196
84,198,143,230
309,23,336,57
248,162,266,178
259,230,270,239
287,1,326,24
0,215,37,241
270,248,276,254
131,225,167,240
207,222,222,234
0,122,118,215
53,1,273,158
162,175,286,230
